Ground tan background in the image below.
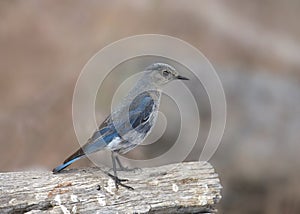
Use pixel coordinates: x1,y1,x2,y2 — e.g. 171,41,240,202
1,1,300,213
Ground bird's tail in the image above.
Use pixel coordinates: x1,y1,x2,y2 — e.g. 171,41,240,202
52,148,85,173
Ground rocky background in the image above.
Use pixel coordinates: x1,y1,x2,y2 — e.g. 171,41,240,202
1,1,300,213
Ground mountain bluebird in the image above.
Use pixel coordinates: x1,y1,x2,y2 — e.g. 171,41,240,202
53,63,189,189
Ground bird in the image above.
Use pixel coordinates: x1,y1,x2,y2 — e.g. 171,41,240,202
52,63,189,190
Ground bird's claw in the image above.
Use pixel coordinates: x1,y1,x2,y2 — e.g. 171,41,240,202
107,173,134,190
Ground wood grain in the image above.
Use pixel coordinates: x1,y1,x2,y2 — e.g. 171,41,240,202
0,161,222,213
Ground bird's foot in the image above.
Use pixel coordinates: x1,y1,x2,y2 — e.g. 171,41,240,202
107,173,134,190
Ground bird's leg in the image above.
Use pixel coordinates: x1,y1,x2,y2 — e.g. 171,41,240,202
115,156,140,172
107,152,134,190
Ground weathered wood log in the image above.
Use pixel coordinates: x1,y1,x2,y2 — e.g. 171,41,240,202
0,161,221,213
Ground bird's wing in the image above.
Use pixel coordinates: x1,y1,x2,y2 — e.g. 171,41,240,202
61,116,117,164
52,116,118,173
53,91,160,173
57,91,158,170
128,93,155,132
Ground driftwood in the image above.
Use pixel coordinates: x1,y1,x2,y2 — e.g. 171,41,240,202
0,161,221,213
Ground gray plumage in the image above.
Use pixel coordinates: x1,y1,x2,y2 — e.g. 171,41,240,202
53,62,189,189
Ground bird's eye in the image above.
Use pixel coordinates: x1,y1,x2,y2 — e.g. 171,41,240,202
162,70,169,77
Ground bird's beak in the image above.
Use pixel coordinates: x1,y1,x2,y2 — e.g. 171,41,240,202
177,75,189,80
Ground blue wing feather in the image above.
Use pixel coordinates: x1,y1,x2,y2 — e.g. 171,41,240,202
129,91,154,131
53,90,158,173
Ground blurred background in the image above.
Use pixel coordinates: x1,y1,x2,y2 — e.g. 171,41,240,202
1,0,300,213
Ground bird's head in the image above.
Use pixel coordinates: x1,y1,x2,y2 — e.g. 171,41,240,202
145,63,189,86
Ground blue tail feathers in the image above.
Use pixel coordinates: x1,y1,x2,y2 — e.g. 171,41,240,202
52,156,81,173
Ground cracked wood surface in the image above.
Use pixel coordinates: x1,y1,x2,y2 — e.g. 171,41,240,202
0,161,222,213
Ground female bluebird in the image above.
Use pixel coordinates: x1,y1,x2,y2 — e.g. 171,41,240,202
53,63,189,189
